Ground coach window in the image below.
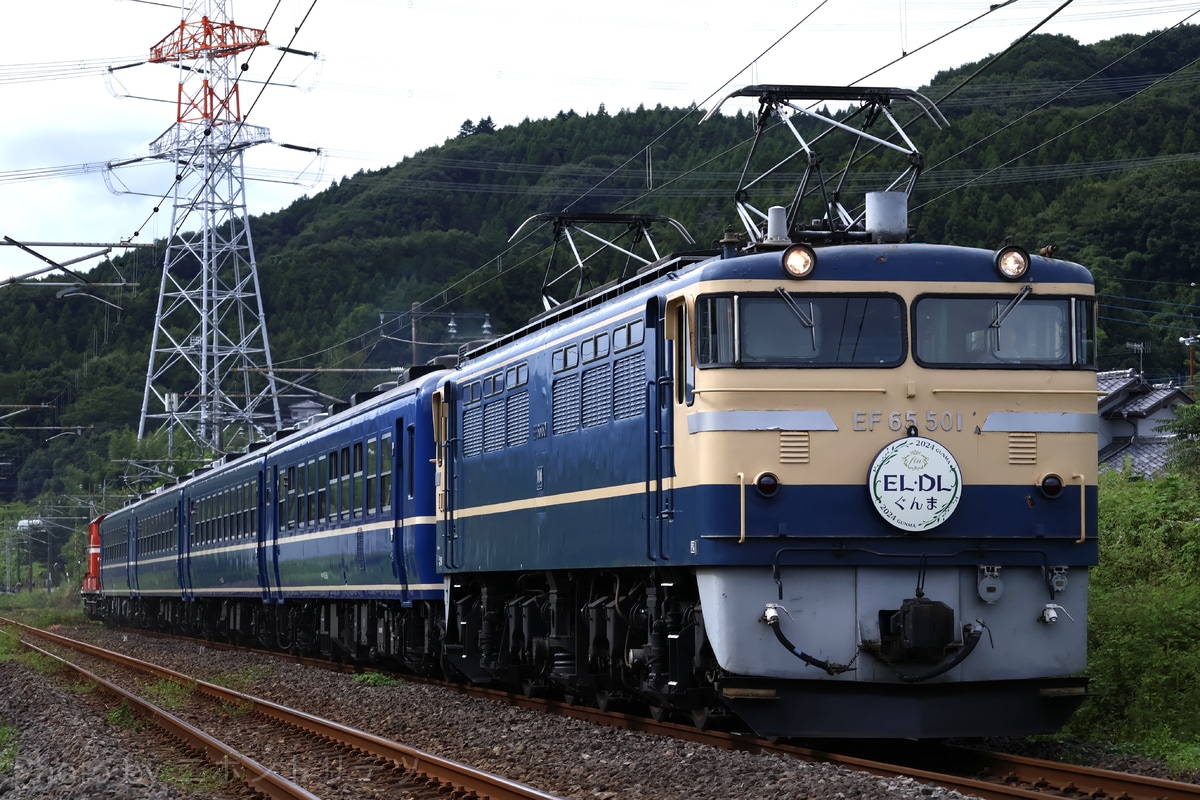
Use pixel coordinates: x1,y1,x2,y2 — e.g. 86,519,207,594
294,464,306,528
382,431,394,511
250,482,259,536
241,483,249,538
353,442,365,518
277,475,287,533
338,447,350,520
316,456,327,521
367,437,379,515
306,460,317,524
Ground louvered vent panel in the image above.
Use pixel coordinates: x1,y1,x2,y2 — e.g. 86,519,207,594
462,407,482,457
506,392,530,447
1008,431,1037,464
582,364,613,428
552,374,581,434
779,431,810,464
483,402,506,452
613,352,646,419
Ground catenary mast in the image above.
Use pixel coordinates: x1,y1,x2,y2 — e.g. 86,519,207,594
138,1,282,453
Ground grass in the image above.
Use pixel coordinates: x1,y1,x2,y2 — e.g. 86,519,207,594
210,663,273,692
0,628,21,661
142,679,195,710
353,671,402,688
107,699,142,731
159,759,234,792
0,586,87,622
0,723,16,774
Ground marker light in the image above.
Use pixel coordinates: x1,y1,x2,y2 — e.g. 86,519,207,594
782,244,816,279
995,245,1030,280
1038,473,1064,498
755,472,781,498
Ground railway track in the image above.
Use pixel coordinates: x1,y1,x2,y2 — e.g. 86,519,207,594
11,618,1199,800
4,619,561,800
457,686,1200,800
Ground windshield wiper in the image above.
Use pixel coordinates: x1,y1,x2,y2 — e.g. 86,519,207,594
775,286,815,327
990,284,1032,329
775,286,818,353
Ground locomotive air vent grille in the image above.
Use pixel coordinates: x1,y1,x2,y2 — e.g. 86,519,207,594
779,431,810,464
1008,431,1037,464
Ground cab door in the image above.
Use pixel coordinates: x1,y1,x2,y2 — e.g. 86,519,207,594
647,296,675,562
433,383,460,571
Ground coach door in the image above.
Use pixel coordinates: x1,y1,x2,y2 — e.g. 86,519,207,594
179,501,193,601
647,296,675,562
262,466,283,602
389,417,411,600
176,494,190,599
257,469,275,602
128,516,140,595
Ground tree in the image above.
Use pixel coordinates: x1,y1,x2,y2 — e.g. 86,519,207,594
1157,403,1200,477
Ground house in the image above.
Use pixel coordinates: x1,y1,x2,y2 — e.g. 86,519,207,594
1097,369,1193,477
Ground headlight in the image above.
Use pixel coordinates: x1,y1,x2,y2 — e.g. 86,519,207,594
995,245,1030,280
782,244,816,279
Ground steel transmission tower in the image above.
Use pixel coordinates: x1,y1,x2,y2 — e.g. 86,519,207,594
138,1,282,454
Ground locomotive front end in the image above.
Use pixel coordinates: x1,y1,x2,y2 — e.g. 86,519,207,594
669,239,1097,738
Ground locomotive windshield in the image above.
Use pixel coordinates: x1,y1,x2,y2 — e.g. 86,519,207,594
696,293,904,366
914,295,1097,367
692,292,1096,368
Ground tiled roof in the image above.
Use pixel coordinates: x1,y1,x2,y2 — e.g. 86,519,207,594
1097,368,1139,396
1109,387,1190,418
1097,368,1193,420
1099,436,1176,477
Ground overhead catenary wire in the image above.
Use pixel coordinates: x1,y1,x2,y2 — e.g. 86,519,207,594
330,2,1200,380
7,2,1195,384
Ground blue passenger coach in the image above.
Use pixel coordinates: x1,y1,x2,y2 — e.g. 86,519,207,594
93,367,447,669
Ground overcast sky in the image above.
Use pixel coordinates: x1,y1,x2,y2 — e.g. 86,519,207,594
0,0,1194,281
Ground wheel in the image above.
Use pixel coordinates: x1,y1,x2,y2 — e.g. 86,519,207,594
649,704,670,722
691,706,712,730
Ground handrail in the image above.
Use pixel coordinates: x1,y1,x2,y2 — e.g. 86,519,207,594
737,472,746,544
1073,473,1087,543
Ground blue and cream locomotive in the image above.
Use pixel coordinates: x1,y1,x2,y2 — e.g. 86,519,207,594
85,86,1098,738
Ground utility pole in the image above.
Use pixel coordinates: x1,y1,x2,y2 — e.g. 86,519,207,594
138,1,282,454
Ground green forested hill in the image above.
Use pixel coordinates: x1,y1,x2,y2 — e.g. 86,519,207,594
4,26,1200,501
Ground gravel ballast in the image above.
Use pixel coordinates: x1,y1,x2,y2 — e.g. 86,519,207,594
3,622,1193,799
